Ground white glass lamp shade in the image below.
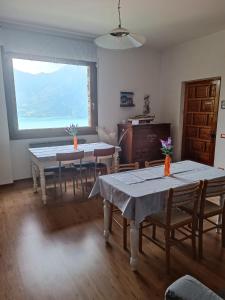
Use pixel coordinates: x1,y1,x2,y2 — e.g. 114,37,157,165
95,27,146,50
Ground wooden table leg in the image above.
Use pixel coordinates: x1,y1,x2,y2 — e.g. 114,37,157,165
130,220,139,271
31,162,38,193
103,199,110,243
39,166,47,205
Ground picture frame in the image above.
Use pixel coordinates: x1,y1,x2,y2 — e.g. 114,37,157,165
120,91,135,107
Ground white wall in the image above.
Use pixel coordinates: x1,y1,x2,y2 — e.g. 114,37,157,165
0,26,162,182
160,29,225,168
0,48,13,184
97,47,163,132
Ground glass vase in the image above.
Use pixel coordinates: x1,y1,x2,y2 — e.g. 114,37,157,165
164,154,171,176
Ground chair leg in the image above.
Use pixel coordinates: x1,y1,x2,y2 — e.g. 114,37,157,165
72,178,75,196
123,218,128,250
165,229,171,274
152,224,156,239
171,229,175,240
139,223,143,253
109,204,113,233
80,172,84,198
85,170,88,192
59,179,63,196
64,181,67,192
198,218,204,259
217,214,222,233
53,174,57,192
191,220,197,260
222,214,225,248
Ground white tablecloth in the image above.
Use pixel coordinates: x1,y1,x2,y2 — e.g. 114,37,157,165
29,142,120,161
89,161,225,224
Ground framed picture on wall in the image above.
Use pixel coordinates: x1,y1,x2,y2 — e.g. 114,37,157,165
120,91,135,107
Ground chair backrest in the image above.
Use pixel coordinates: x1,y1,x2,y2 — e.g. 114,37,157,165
199,178,225,215
166,182,203,226
56,151,84,162
110,162,139,174
145,159,165,168
93,147,115,158
204,178,225,198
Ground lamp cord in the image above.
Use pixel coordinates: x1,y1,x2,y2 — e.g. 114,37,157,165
118,0,122,28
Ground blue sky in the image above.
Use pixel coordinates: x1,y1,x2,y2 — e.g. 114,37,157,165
12,58,65,74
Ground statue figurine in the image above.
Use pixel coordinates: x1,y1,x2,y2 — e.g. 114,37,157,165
143,95,150,115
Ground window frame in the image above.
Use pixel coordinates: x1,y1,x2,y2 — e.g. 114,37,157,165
2,49,98,140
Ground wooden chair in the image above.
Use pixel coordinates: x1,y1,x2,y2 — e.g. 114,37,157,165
56,151,85,196
110,162,139,174
93,147,115,179
30,139,87,188
145,159,165,168
109,162,140,250
139,182,202,273
181,178,225,259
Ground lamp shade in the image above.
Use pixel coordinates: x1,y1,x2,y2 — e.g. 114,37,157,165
94,27,146,50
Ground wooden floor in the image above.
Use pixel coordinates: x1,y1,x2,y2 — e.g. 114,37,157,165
0,180,225,300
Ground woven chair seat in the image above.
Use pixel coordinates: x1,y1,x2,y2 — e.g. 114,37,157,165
181,200,222,217
147,208,192,228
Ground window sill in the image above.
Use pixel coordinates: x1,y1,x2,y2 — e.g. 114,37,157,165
9,127,97,140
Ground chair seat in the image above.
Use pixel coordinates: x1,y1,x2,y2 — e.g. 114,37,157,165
81,162,95,168
146,208,192,229
181,200,222,217
73,164,88,171
91,162,107,169
44,166,63,173
62,166,77,172
44,166,65,177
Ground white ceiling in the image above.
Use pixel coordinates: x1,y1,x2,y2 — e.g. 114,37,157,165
1,0,225,49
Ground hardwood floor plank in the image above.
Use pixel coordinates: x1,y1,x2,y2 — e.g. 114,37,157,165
0,180,225,299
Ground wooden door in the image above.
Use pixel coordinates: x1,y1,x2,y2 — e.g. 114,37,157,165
182,78,220,165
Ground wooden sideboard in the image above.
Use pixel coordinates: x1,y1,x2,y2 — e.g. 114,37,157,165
118,123,171,167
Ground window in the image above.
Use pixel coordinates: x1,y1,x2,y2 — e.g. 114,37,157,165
3,53,97,139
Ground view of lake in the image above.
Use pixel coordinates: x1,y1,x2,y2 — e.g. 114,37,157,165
13,58,90,131
18,116,89,130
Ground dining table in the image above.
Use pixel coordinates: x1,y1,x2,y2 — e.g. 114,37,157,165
89,160,225,271
29,142,120,204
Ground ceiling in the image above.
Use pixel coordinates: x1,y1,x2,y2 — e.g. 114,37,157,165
1,0,225,49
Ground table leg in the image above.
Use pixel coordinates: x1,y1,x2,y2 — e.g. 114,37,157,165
39,166,47,205
103,199,110,243
114,151,119,169
31,162,38,193
130,220,139,271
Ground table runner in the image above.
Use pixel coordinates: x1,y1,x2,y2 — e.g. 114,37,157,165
90,161,225,224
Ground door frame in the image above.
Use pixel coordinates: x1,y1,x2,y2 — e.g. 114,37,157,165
181,77,221,165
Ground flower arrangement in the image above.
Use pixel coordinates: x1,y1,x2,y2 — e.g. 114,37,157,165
160,137,173,176
160,137,173,156
65,124,79,150
65,124,78,137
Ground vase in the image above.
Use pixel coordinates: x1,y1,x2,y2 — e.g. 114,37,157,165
164,154,171,176
73,136,78,150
